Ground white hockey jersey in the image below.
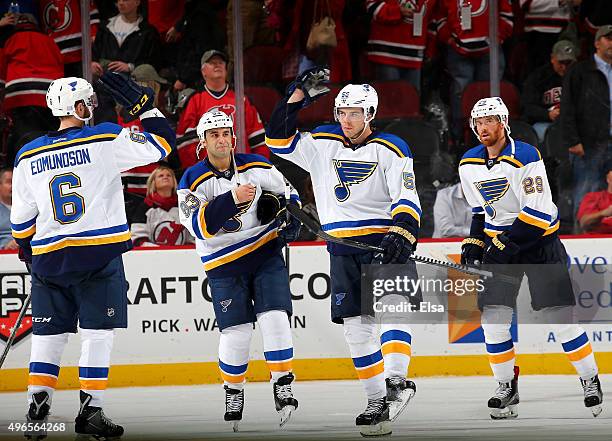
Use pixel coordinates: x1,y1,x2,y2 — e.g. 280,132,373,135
11,121,172,275
266,103,421,255
458,139,559,249
177,153,299,278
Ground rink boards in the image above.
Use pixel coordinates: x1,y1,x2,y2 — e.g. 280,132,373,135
1,237,611,392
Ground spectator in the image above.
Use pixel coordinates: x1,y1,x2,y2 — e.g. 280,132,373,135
520,0,577,73
0,167,16,249
435,0,513,146
146,0,185,75
560,24,612,213
577,160,612,233
91,0,160,77
130,164,194,246
0,14,63,166
39,0,100,77
176,49,267,169
366,0,438,95
522,40,577,142
432,181,471,238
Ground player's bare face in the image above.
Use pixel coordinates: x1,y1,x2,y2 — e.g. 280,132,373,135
337,108,366,139
205,128,233,160
475,116,504,147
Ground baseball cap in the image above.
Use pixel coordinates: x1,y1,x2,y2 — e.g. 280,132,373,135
595,24,612,41
132,64,168,84
552,40,577,62
201,49,228,66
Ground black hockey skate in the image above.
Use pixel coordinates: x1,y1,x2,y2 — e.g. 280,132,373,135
488,366,519,420
272,372,298,428
24,391,50,440
75,391,124,440
356,397,391,437
224,385,244,432
581,374,603,417
385,376,416,422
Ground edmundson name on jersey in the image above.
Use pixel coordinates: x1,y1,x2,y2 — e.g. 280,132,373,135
30,148,92,176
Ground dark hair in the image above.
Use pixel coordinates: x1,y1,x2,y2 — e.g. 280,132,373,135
0,167,13,181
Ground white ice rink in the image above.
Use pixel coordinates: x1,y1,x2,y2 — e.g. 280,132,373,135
1,375,611,441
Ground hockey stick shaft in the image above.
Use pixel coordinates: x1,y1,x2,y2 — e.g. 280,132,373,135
0,291,31,369
286,204,518,283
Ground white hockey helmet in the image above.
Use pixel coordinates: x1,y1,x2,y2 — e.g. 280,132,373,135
46,77,97,122
334,84,378,124
470,97,511,137
196,110,235,158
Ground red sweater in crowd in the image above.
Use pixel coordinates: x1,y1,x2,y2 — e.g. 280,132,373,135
577,190,612,234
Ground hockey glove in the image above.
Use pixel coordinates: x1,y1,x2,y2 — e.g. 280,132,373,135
257,191,285,225
373,225,417,264
277,200,301,243
482,233,520,265
98,71,154,117
460,237,485,266
286,66,330,107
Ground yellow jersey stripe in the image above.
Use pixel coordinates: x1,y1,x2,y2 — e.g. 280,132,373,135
265,134,296,147
12,224,36,239
18,133,118,161
327,226,390,238
488,349,515,364
355,361,385,380
381,341,412,357
459,158,486,166
517,212,549,230
189,171,214,192
499,155,524,168
204,230,278,271
391,206,421,224
198,203,214,239
371,137,405,158
152,134,172,156
566,343,593,362
31,231,132,255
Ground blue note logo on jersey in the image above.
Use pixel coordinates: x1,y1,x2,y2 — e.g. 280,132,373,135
473,178,510,218
333,159,377,202
222,198,254,233
220,299,232,312
335,292,347,306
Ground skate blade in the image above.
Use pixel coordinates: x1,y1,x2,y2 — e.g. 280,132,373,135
278,405,296,429
490,404,518,420
389,388,416,422
359,421,392,437
589,404,603,418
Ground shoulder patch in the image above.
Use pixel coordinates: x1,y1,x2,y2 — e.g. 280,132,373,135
129,132,147,144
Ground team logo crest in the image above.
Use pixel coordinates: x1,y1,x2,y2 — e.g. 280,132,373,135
402,172,415,190
474,178,510,218
222,199,254,233
129,132,146,144
220,299,232,312
180,194,201,218
335,293,347,306
107,308,115,317
0,272,33,346
43,0,72,32
333,160,377,202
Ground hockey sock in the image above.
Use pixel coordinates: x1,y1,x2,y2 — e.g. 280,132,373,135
344,315,386,399
79,328,114,408
28,333,69,405
553,323,598,380
481,306,515,382
257,310,293,382
380,324,412,378
219,323,253,390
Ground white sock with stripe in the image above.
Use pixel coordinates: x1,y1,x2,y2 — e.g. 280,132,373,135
380,324,412,378
28,333,69,405
344,315,386,399
553,324,598,380
219,323,253,390
481,306,515,382
79,329,114,408
257,310,293,382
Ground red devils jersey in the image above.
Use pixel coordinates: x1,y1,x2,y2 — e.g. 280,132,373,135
366,0,438,69
39,0,100,64
435,0,513,57
0,30,64,112
176,85,267,169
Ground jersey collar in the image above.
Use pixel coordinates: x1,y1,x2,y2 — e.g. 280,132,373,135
205,157,235,180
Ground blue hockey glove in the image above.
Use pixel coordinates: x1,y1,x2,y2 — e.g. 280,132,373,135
286,66,330,107
277,201,301,243
461,237,485,266
482,233,520,265
98,71,154,117
373,225,417,264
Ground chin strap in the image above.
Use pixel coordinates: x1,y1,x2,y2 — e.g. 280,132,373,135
348,116,374,143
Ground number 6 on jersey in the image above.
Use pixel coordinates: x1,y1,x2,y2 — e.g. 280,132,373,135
49,173,85,224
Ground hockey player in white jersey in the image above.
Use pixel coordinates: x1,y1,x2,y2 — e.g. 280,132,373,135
265,68,420,436
10,73,175,440
177,110,301,431
459,97,603,419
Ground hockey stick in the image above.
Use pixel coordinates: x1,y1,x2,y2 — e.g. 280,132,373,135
0,292,31,369
286,204,519,283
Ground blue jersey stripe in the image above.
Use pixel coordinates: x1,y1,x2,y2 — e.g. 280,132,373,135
485,339,514,354
381,329,412,345
218,360,249,375
29,362,60,376
11,216,37,231
352,350,383,368
31,223,129,246
264,347,294,361
391,199,422,216
322,218,393,231
79,367,109,378
201,223,277,263
562,332,589,353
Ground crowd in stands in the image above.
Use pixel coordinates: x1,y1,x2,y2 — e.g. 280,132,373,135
0,0,611,243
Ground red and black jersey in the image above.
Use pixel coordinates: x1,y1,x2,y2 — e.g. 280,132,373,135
39,0,100,64
366,0,438,69
520,0,570,34
176,85,267,169
435,0,513,57
0,29,64,111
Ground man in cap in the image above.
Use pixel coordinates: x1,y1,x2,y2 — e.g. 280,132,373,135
522,40,577,142
176,49,267,169
577,159,612,234
561,24,612,214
